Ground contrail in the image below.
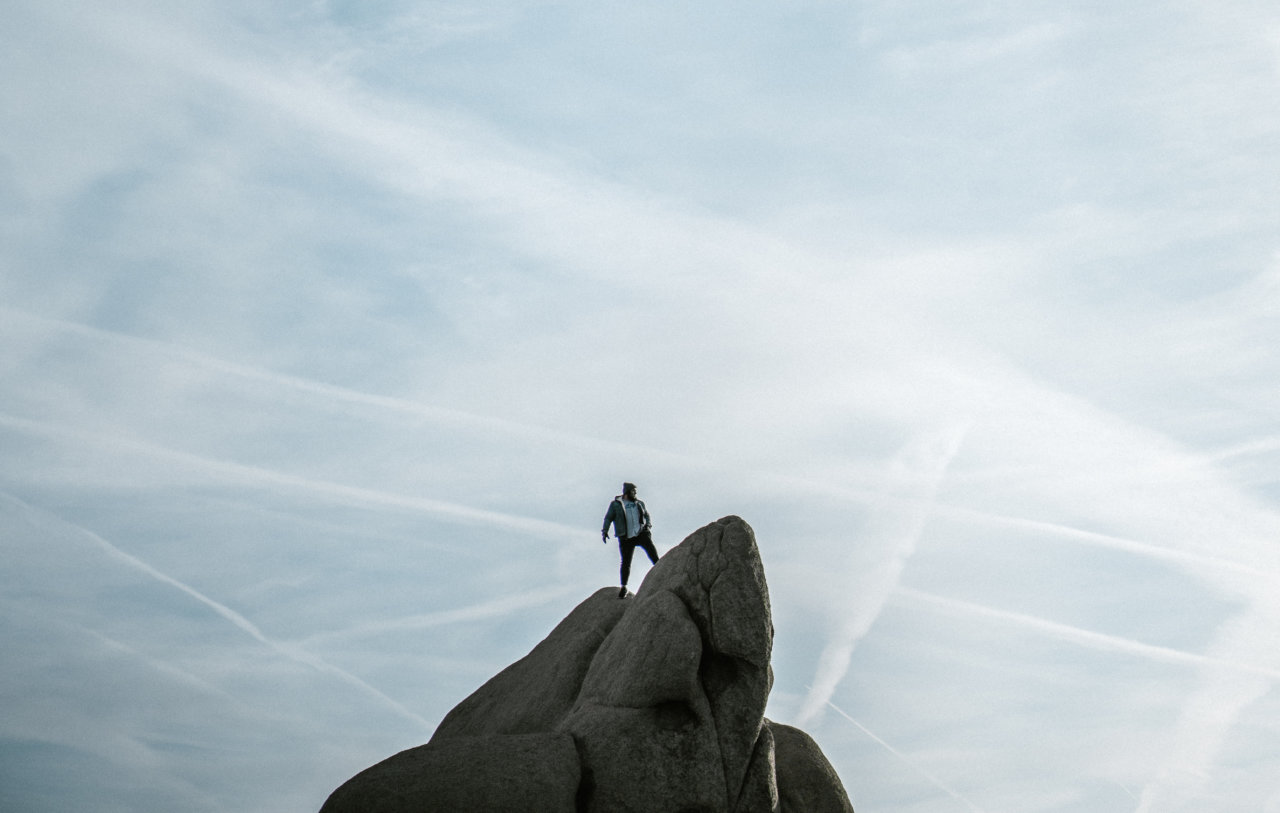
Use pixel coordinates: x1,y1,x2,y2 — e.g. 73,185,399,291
0,411,586,543
12,312,1273,561
2,492,433,731
80,625,240,704
0,307,670,458
894,587,1280,681
0,305,698,468
796,424,970,725
1114,780,1139,801
1201,434,1280,464
1132,601,1280,812
825,699,990,813
932,504,1279,584
300,583,579,647
10,315,1276,588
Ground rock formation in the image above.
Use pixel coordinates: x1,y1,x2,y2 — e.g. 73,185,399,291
320,516,854,813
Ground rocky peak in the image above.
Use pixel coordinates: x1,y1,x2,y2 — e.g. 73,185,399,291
320,516,854,813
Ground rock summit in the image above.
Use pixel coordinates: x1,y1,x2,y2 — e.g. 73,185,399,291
320,516,854,813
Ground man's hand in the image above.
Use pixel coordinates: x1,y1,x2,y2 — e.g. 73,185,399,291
601,531,608,543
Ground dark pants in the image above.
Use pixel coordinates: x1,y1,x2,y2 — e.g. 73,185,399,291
619,529,659,587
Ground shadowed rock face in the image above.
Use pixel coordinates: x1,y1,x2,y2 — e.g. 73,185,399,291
320,516,854,813
771,723,856,813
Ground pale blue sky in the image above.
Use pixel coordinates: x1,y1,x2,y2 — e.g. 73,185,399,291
2,2,1279,811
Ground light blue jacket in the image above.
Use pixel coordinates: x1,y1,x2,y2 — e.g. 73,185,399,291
602,497,651,540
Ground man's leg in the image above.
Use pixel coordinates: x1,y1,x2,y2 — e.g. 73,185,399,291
619,540,637,592
636,530,659,565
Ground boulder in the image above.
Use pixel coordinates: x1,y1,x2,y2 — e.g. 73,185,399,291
320,516,854,813
318,732,579,813
560,516,774,813
431,586,630,738
770,721,856,813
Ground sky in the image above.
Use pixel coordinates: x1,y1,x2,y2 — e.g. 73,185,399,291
2,1,1279,811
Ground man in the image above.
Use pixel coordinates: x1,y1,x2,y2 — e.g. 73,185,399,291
602,482,659,598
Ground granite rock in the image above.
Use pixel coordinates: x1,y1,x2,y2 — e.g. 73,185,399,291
320,516,853,813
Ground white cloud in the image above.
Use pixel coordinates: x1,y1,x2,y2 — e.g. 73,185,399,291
796,424,970,725
1133,596,1280,811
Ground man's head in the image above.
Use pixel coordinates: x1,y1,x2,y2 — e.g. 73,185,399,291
622,482,637,500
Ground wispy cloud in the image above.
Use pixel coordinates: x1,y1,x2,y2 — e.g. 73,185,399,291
796,424,970,725
1133,598,1280,811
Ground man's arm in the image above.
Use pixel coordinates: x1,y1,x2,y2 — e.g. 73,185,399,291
602,501,616,541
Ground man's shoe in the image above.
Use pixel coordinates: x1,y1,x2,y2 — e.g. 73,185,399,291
618,587,627,598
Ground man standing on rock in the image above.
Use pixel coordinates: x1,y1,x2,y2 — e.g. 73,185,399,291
602,482,659,598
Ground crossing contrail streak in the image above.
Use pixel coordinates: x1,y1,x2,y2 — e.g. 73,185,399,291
300,584,579,647
894,587,1280,681
0,411,585,543
825,700,990,813
933,504,1279,584
2,492,433,732
1,306,702,467
8,311,1277,588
